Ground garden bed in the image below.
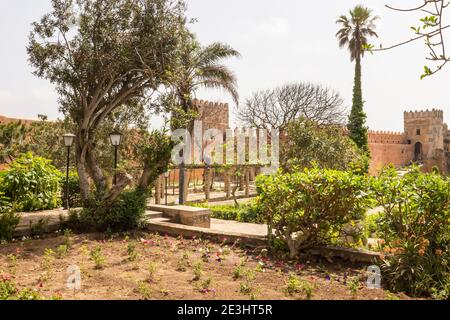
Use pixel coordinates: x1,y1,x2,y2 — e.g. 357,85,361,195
0,231,414,300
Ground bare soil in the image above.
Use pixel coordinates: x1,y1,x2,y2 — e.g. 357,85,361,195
0,231,414,300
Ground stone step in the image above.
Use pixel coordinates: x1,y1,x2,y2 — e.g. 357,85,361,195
144,211,164,220
146,217,172,223
147,204,211,228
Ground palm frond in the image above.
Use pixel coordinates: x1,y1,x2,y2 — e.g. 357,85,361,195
196,42,241,68
336,5,378,61
199,79,239,106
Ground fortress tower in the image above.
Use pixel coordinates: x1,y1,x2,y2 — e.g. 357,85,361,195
192,99,230,133
404,109,448,172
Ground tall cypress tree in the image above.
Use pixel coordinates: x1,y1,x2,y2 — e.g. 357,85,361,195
336,6,378,152
348,57,368,152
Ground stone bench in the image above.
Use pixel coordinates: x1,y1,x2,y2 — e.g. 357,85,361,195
147,205,211,228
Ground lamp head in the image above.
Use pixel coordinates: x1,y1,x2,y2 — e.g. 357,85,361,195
110,131,122,147
62,133,76,147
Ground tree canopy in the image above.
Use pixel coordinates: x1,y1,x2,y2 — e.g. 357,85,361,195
28,0,190,205
237,83,346,131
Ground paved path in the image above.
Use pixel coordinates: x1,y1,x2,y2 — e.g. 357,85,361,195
149,188,258,205
210,218,267,237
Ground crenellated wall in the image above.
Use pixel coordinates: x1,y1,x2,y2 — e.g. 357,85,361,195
367,130,413,175
368,130,407,144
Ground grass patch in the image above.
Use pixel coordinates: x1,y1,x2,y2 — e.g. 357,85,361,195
188,202,263,224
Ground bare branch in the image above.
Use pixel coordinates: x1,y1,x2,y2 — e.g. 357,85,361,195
237,83,346,131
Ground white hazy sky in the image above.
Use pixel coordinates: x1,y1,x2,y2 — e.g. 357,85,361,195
0,0,448,132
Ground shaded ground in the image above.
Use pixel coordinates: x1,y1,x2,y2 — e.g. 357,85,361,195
0,231,414,300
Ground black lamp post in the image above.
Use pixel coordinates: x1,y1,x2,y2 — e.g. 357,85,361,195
109,131,122,185
62,133,76,210
164,170,170,206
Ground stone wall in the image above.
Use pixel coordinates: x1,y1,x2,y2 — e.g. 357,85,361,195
368,130,413,175
0,115,34,125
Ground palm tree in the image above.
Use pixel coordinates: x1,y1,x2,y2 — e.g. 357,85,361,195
336,5,378,153
170,36,240,203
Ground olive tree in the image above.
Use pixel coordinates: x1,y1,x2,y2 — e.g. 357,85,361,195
281,118,368,173
28,0,188,207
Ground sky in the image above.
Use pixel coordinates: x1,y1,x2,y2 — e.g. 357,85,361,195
0,0,448,132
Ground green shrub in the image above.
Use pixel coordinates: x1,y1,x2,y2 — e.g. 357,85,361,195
0,189,12,213
0,153,62,211
0,275,42,300
363,211,382,239
60,170,82,208
371,166,450,298
67,189,147,232
256,167,372,258
191,202,263,224
0,192,20,241
281,118,368,173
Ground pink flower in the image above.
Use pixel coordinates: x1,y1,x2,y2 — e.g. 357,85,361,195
275,260,284,268
296,264,305,271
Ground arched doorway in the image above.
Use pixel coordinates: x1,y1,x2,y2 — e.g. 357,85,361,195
414,142,423,161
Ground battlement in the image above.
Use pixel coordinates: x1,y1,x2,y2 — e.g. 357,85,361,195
192,99,230,132
192,99,229,110
404,109,443,121
368,130,407,144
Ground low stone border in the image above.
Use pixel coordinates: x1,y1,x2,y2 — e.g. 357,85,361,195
308,246,382,264
14,208,69,237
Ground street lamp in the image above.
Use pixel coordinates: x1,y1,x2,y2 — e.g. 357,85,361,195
164,170,171,205
62,133,76,210
110,131,122,185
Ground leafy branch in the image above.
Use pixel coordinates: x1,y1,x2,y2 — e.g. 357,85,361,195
368,1,450,78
